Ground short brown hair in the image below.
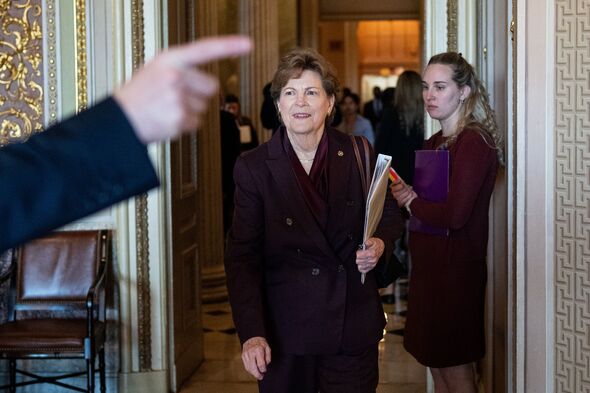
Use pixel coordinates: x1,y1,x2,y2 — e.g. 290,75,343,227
270,48,340,124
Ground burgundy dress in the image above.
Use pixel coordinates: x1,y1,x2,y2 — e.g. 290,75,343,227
403,127,499,368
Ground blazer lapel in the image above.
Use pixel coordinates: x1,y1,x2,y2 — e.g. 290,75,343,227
326,129,353,225
265,131,339,262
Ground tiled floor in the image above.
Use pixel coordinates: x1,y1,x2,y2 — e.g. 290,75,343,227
181,280,426,393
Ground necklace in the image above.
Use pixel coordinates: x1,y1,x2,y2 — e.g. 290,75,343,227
298,157,314,162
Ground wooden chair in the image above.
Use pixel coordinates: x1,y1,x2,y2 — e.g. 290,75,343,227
0,230,110,392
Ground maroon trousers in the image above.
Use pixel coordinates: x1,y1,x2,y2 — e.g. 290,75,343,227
258,345,379,393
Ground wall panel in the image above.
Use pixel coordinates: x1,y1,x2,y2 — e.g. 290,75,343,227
554,1,590,392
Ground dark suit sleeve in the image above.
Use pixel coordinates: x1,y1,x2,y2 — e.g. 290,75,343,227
0,97,159,252
224,155,267,344
374,106,395,156
363,102,372,118
374,187,405,262
220,110,241,195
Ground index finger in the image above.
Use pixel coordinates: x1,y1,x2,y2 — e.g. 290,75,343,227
167,35,252,67
265,344,272,365
255,351,268,373
243,352,262,379
390,182,403,191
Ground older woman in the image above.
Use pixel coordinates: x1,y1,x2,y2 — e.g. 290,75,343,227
225,48,405,393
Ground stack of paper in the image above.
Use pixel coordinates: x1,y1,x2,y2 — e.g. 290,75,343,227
361,154,392,284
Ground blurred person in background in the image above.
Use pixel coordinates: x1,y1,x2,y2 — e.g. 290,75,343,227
375,70,424,186
260,82,281,134
224,94,259,152
336,91,375,145
363,86,383,131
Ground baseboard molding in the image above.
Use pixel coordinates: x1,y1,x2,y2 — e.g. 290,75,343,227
0,373,117,393
0,370,168,393
119,370,168,393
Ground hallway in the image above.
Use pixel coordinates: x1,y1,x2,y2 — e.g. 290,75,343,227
181,281,426,392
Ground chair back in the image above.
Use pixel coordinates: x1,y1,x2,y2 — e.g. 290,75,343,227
13,230,108,311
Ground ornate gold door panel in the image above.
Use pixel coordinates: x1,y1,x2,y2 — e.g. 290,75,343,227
0,0,44,146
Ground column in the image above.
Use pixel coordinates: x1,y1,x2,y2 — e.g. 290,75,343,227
298,0,320,49
239,0,280,142
194,0,227,304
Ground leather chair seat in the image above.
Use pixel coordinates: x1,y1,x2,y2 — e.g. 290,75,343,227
0,230,110,392
0,319,105,353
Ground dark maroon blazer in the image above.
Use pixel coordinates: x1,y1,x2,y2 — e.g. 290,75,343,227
225,127,404,355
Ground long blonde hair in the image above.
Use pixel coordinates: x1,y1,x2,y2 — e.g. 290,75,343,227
427,52,504,165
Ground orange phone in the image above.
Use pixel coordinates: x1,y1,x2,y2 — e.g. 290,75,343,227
388,167,401,183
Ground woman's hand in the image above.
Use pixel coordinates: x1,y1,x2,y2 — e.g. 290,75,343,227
241,336,272,380
356,237,385,274
390,180,417,209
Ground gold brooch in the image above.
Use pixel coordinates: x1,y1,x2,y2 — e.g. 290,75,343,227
337,150,344,157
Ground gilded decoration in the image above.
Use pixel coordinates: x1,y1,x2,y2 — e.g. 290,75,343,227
447,0,457,52
75,0,87,111
46,0,57,123
0,0,43,146
131,0,152,372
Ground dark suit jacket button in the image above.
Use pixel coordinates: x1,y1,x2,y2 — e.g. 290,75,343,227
311,268,320,276
347,233,354,240
338,264,345,272
346,200,355,206
285,217,294,226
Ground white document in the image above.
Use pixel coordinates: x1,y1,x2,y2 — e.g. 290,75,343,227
239,125,252,144
361,153,392,283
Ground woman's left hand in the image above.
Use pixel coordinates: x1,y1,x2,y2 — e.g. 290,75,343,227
356,237,385,274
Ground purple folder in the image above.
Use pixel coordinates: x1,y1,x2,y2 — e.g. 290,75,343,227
408,150,450,236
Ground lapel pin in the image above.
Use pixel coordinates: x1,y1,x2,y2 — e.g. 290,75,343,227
337,150,344,157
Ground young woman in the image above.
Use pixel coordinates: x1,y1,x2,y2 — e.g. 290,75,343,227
391,52,503,393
